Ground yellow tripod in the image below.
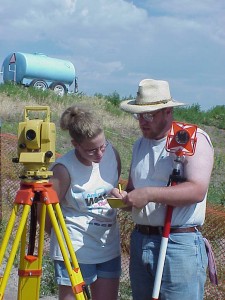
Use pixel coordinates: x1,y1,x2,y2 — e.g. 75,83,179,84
0,105,89,299
0,180,89,300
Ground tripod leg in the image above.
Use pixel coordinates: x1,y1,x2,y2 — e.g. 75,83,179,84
47,203,88,300
0,204,31,300
0,204,19,265
17,203,46,300
54,204,83,275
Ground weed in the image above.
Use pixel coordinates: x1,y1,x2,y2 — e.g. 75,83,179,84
40,255,58,296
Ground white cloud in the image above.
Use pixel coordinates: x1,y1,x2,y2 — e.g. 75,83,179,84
0,0,224,109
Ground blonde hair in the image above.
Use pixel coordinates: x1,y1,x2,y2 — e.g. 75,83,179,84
60,106,103,143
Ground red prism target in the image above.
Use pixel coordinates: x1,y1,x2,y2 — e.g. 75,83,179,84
166,121,197,156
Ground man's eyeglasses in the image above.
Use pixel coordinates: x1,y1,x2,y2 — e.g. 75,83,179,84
133,111,161,122
80,141,109,156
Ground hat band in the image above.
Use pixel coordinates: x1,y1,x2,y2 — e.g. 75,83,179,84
135,98,172,106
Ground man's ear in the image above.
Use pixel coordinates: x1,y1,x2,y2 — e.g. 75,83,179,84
165,107,173,115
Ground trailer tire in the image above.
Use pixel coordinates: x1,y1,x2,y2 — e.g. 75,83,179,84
49,82,67,96
29,79,48,91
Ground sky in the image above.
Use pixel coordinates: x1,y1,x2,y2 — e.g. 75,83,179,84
0,0,224,110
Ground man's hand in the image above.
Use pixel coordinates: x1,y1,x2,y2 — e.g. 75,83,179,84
110,186,150,209
123,187,150,209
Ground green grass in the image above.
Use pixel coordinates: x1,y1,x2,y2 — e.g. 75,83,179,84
119,280,132,299
174,104,225,129
40,256,58,296
208,152,225,205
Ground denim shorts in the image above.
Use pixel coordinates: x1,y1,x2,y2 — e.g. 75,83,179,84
129,228,208,300
54,256,121,286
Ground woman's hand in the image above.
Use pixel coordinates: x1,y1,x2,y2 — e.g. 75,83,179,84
110,187,127,199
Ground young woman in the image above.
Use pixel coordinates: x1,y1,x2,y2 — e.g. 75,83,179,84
48,105,121,300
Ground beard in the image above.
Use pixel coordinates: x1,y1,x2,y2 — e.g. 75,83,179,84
141,118,169,140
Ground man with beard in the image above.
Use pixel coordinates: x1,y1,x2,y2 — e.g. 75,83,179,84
111,79,214,300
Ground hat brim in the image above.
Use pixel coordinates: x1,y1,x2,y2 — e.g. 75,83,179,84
120,98,186,113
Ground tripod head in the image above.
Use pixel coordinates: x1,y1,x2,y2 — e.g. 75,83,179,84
13,106,56,180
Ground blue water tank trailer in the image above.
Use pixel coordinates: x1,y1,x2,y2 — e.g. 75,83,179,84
1,52,78,96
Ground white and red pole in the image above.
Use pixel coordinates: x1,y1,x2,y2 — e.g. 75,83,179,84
151,121,198,300
151,180,177,300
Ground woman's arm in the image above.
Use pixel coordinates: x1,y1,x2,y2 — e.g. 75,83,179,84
112,145,121,178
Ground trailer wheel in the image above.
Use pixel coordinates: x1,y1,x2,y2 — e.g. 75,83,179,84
29,79,48,90
49,82,67,96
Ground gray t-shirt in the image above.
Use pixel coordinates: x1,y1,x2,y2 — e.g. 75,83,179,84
131,129,213,227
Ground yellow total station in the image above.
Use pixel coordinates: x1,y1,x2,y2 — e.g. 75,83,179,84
13,106,56,179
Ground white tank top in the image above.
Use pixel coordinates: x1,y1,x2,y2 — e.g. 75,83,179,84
50,143,120,263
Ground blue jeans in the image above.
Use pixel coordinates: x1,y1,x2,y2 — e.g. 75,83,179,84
129,228,208,300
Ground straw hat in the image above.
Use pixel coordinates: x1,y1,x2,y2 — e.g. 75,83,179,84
120,79,186,113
